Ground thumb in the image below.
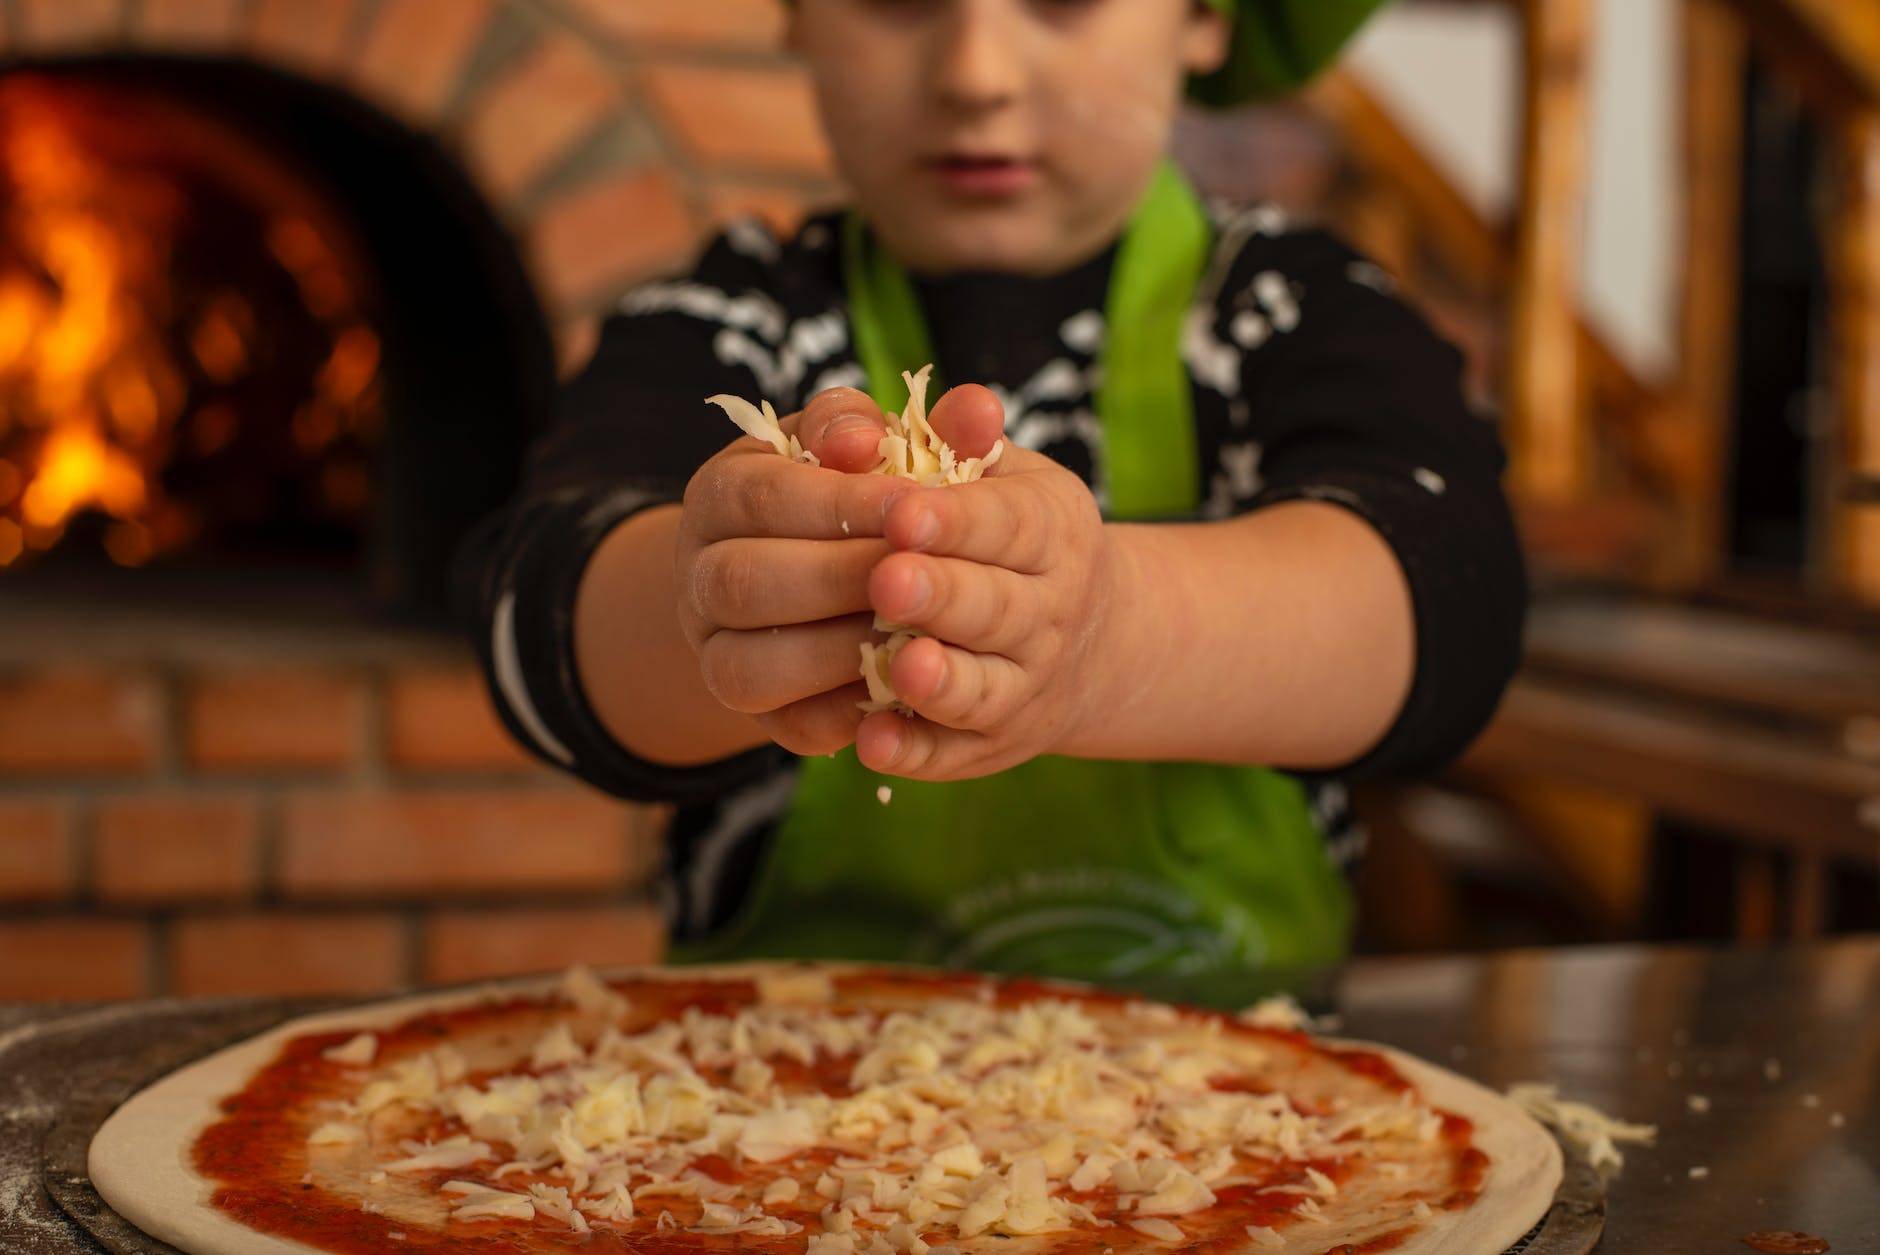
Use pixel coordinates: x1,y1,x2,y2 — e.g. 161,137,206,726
797,387,888,473
928,384,1006,463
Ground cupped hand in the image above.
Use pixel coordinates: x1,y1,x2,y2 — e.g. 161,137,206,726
673,382,1007,757
855,403,1118,782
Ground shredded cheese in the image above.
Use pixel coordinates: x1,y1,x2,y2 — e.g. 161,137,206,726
1506,1083,1657,1172
331,968,1457,1250
322,1033,378,1065
307,1121,362,1146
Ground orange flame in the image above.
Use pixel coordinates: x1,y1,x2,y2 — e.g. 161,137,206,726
0,78,381,569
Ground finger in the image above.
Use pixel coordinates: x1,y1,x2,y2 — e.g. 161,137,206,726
693,536,887,630
887,636,1029,732
928,384,1006,461
691,452,915,541
855,710,998,781
698,614,872,715
867,552,1040,654
883,477,1057,572
798,387,889,473
756,682,868,756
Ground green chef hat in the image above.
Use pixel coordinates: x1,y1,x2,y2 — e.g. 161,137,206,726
1189,0,1391,106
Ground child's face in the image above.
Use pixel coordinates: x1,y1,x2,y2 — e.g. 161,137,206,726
788,0,1229,276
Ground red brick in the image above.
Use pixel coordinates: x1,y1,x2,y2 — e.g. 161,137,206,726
705,183,820,238
563,0,785,50
0,798,76,903
93,794,261,903
279,788,636,898
529,167,698,309
353,0,496,122
170,913,405,996
462,30,620,200
384,666,534,772
16,0,119,48
423,904,664,984
247,0,363,75
183,669,364,771
140,0,243,46
642,64,833,176
0,919,147,999
0,669,162,776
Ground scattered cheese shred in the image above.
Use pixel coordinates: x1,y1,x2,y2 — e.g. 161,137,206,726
322,1033,378,1065
560,964,631,1019
708,365,1003,716
1129,1217,1186,1242
756,967,836,1006
1506,1083,1657,1172
307,1121,362,1146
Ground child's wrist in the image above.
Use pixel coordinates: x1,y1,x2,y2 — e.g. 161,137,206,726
1052,523,1174,759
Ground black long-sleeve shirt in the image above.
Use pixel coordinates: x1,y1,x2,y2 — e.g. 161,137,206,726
460,205,1526,945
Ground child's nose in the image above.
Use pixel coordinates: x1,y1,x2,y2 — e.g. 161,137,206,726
933,2,1026,110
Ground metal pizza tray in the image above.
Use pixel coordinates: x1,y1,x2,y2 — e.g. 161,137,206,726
35,998,1606,1255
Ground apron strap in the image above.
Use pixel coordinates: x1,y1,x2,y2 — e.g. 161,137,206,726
840,160,1211,521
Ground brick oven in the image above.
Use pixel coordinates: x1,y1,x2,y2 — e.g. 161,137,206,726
0,0,843,1000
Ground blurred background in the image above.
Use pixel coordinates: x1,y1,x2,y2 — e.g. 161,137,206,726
0,0,1874,1000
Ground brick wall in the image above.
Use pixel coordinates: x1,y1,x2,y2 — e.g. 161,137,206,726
0,645,667,1000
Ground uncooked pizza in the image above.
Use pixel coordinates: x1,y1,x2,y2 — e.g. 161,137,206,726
89,963,1562,1254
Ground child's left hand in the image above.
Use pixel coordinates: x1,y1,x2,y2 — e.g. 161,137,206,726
858,433,1121,781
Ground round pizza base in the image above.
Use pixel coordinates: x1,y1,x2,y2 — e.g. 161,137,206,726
90,963,1562,1255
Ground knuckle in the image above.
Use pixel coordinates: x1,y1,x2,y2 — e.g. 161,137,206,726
707,546,762,621
735,466,781,527
698,636,767,713
771,701,842,757
762,708,815,756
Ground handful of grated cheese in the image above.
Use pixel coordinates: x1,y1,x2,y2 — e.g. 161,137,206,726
707,366,1003,714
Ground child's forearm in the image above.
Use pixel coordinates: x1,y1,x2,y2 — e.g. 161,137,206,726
1063,502,1415,768
573,505,769,767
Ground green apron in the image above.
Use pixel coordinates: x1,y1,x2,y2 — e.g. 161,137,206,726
669,164,1352,981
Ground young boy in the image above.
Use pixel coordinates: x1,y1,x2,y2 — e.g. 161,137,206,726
464,0,1524,981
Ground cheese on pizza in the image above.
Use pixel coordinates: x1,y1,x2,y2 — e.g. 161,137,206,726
246,966,1497,1253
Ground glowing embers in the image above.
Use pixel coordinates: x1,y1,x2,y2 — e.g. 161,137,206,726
0,74,383,569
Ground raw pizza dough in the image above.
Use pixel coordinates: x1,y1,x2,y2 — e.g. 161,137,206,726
90,962,1562,1255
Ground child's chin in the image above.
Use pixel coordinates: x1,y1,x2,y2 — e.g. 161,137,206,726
904,213,1077,276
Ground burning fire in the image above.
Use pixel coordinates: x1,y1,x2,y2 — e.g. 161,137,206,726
0,76,381,568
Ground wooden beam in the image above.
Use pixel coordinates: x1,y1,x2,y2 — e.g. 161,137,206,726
1306,69,1658,426
1833,108,1880,602
1508,0,1595,504
1734,849,1778,943
1736,0,1880,113
1789,854,1829,940
1305,70,1507,293
1459,676,1880,862
1661,0,1748,584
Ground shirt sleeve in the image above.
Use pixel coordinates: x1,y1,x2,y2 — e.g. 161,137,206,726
455,229,796,803
1230,229,1528,777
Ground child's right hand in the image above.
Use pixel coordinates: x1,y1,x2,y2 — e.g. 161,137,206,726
674,384,1003,757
